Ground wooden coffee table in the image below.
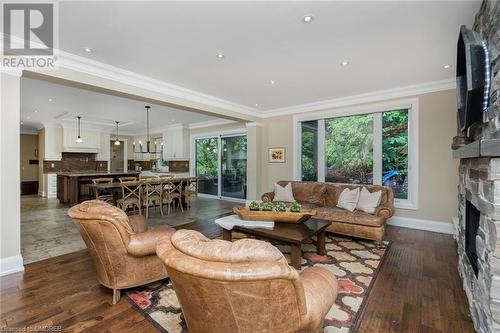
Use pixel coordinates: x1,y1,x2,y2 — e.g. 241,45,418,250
222,218,331,269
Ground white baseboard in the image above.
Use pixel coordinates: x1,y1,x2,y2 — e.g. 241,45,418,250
0,254,24,276
388,216,455,235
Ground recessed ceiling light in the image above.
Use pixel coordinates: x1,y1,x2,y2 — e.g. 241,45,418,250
302,15,314,23
48,98,53,102
255,103,259,107
216,53,225,59
84,47,93,53
341,61,349,66
34,110,38,113
443,64,451,69
20,122,23,125
270,80,276,85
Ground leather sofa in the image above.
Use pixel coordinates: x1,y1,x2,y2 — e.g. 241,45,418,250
68,200,175,304
262,181,394,241
156,229,338,333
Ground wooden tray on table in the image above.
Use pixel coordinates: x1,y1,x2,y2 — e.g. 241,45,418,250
232,206,316,224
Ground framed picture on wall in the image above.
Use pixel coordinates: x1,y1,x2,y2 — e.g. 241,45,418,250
268,147,286,163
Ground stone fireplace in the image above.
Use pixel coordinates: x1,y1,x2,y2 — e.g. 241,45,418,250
453,2,500,333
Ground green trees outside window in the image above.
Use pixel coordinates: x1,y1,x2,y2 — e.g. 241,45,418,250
300,109,409,199
301,121,318,181
325,114,374,184
382,110,409,199
195,138,219,195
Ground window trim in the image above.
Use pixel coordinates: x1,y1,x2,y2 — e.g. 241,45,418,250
293,98,419,210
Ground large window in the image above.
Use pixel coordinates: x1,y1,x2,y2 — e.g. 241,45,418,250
297,102,416,209
382,110,409,199
325,114,373,184
301,121,318,181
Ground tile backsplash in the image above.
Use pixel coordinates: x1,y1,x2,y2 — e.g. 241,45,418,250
43,153,108,173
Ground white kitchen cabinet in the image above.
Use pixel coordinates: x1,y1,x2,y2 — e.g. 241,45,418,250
96,132,111,161
42,126,63,161
63,128,100,153
162,126,189,160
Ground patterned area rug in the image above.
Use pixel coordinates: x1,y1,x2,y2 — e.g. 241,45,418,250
125,233,390,333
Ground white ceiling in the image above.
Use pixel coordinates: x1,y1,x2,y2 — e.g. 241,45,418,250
53,1,480,111
20,77,225,134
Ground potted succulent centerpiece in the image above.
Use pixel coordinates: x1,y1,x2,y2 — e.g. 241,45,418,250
290,201,301,213
274,202,287,212
249,201,261,211
233,199,315,224
261,202,274,211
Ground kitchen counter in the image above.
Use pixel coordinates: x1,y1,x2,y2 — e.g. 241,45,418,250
57,171,140,177
57,171,140,206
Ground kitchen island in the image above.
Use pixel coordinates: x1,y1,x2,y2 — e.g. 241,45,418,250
57,171,140,206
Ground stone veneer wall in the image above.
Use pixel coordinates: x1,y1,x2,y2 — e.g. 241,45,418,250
456,2,500,333
458,158,500,332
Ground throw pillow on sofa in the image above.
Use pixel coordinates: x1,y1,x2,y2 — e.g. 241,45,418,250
356,187,382,214
336,187,360,212
273,182,295,202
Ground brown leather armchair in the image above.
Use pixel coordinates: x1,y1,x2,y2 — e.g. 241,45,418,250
68,200,175,304
156,229,338,333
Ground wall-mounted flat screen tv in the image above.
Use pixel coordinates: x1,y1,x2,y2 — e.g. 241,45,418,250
456,25,489,132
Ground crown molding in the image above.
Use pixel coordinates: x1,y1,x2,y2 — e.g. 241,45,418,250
2,34,259,118
245,122,262,127
5,35,456,121
57,50,260,118
261,78,456,118
188,118,237,130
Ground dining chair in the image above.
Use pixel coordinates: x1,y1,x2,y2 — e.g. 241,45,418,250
118,179,142,214
143,179,162,220
119,176,138,182
92,178,115,205
183,177,199,210
161,178,183,215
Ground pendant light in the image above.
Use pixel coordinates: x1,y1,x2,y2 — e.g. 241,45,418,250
114,121,121,146
145,105,152,153
133,105,159,155
76,116,83,143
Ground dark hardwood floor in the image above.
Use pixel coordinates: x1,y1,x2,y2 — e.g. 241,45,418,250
1,220,474,333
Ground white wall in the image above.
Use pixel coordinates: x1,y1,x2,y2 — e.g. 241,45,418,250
0,72,23,276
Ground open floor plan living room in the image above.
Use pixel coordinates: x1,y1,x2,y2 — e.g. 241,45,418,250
1,1,499,332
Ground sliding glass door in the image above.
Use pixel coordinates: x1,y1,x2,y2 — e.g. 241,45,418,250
221,135,247,199
195,137,219,195
194,134,247,200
